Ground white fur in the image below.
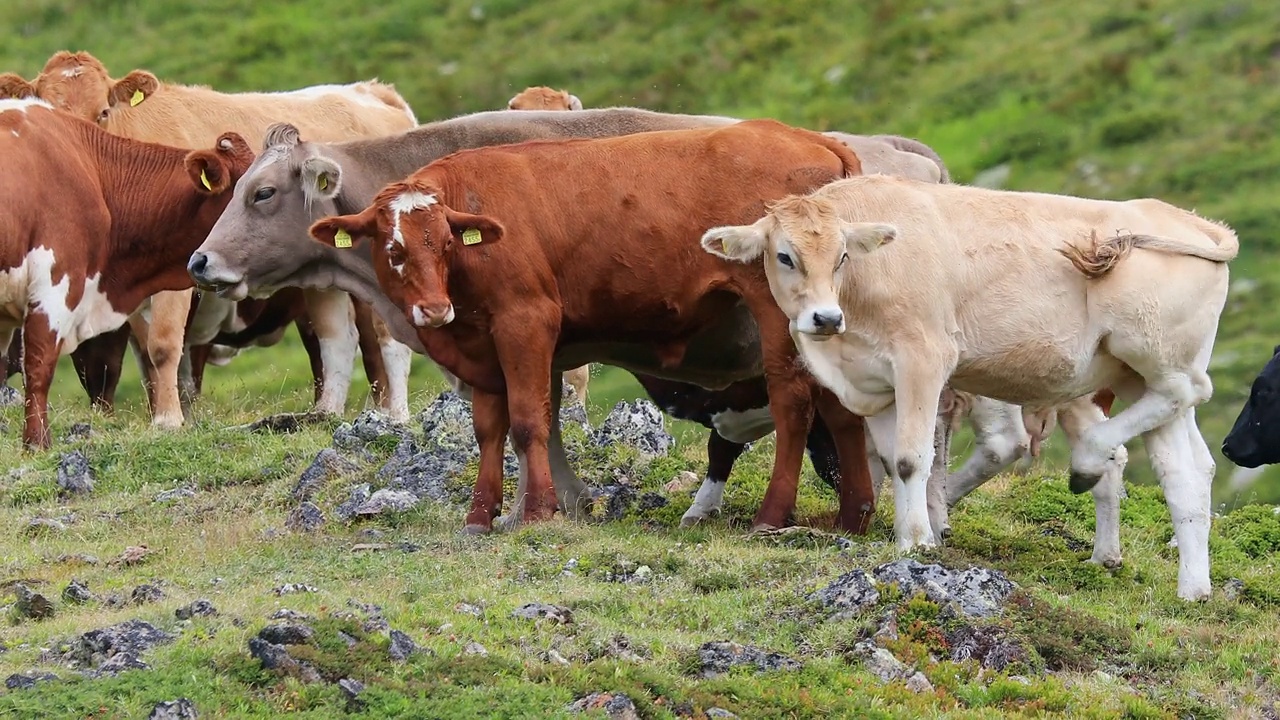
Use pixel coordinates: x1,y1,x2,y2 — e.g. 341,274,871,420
379,339,413,423
185,294,241,346
680,478,727,526
271,83,419,125
306,289,358,415
0,98,53,113
388,191,438,277
0,247,128,352
411,303,454,328
709,407,776,445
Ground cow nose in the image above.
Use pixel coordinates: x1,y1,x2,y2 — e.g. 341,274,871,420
411,303,454,328
811,308,844,331
188,252,208,278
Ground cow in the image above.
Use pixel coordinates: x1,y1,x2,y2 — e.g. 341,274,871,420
701,174,1237,601
305,118,874,534
1222,346,1280,467
0,50,419,426
0,98,256,448
187,107,951,534
507,86,582,111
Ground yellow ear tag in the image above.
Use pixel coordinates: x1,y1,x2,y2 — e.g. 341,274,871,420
199,169,212,191
461,228,482,246
334,229,353,249
130,89,144,107
318,174,328,191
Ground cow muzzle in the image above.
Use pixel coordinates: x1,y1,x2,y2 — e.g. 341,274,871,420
187,252,248,300
797,305,845,339
411,303,455,328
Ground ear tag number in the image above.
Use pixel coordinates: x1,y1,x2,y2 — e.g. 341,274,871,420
334,229,353,248
462,228,482,245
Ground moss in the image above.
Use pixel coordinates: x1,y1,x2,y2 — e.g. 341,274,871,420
1216,504,1280,558
1008,590,1132,672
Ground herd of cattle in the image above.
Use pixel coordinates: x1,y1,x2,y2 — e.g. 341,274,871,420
1,51,1275,604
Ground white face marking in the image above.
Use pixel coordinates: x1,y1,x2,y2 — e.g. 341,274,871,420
709,407,777,444
411,305,428,328
388,190,437,249
0,247,128,352
60,67,84,78
0,98,53,114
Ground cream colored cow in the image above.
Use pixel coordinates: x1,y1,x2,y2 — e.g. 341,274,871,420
507,86,583,111
0,51,419,426
702,175,1237,601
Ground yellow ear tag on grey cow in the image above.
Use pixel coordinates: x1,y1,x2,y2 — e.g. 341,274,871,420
199,169,212,191
462,228,482,246
334,229,353,249
318,174,328,191
130,89,144,107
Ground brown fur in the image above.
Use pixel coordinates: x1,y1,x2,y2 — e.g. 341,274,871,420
508,86,581,111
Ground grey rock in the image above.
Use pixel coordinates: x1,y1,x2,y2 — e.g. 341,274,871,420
57,553,100,566
273,583,319,596
353,488,419,517
257,623,315,645
62,579,94,604
4,671,58,690
247,637,321,684
332,410,410,452
175,599,218,620
130,583,165,605
417,391,478,457
57,450,95,495
13,584,55,620
595,483,636,521
293,448,361,501
335,484,372,521
148,698,199,719
24,517,67,536
872,559,1015,618
559,387,590,430
512,602,574,625
1223,577,1245,601
388,629,420,661
809,569,880,618
635,491,668,512
94,651,149,676
269,609,311,621
696,641,801,678
285,502,326,532
947,624,1030,671
0,384,20,406
592,400,673,459
72,620,175,669
567,692,640,720
153,486,196,504
856,642,913,683
455,602,484,618
337,631,359,648
63,422,92,442
706,709,738,719
905,672,934,693
376,439,467,504
338,677,365,711
462,641,488,656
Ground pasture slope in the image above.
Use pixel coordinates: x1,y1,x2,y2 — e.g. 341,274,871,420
0,0,1277,717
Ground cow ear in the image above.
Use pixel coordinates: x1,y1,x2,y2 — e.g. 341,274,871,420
309,206,378,249
566,93,583,111
0,73,36,100
443,208,504,246
108,70,159,108
701,220,769,263
841,222,896,255
300,155,342,201
184,149,232,195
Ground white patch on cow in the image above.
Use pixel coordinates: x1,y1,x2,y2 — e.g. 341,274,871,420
680,478,726,526
709,407,776,444
0,98,53,114
0,247,128,352
411,305,428,328
388,190,437,249
60,67,84,78
379,340,413,423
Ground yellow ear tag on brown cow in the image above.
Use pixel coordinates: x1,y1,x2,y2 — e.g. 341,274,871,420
130,89,145,107
462,228,482,246
334,229,353,249
199,169,212,191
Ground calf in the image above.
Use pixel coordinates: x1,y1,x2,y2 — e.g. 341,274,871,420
703,174,1237,600
1223,346,1280,467
507,86,582,111
307,119,874,533
0,98,253,448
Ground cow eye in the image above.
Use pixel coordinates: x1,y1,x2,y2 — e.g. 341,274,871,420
777,252,795,269
253,187,276,203
97,109,109,122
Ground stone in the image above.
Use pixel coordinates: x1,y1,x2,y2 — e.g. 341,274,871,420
247,637,321,684
376,438,468,504
175,599,218,620
338,677,366,711
455,602,484,618
663,471,701,493
462,641,488,657
95,652,150,676
946,624,1030,671
153,486,196,504
905,672,935,693
417,391,478,456
62,580,94,604
269,609,311,621
809,569,880,618
24,517,67,536
594,483,636,521
257,623,315,646
857,643,912,683
0,384,20,406
292,448,360,501
272,583,319,596
635,492,668,512
335,484,372,521
1223,577,1245,601
567,692,640,720
285,502,326,532
72,620,175,670
110,545,154,567
706,709,738,719
872,559,1015,618
592,400,673,459
57,450,95,495
13,584,55,620
696,641,801,678
4,671,58,690
388,629,420,661
511,603,574,625
332,410,410,452
56,553,100,566
148,699,199,719
130,583,165,605
352,488,419,517
63,422,92,442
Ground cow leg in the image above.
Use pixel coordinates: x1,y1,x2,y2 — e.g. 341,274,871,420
354,300,391,410
187,343,212,397
681,431,747,527
303,288,357,416
20,313,60,450
563,365,591,408
1143,411,1212,600
371,313,413,423
293,314,324,404
127,313,158,410
72,324,130,413
805,411,841,491
177,347,197,419
926,400,956,542
1056,394,1126,568
747,322,817,530
814,388,875,535
547,372,591,517
870,370,947,549
947,396,1030,506
143,289,193,429
462,388,510,533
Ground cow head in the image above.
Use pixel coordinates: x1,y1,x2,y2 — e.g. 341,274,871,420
507,86,582,111
184,132,255,196
309,181,503,329
23,51,159,126
1223,345,1280,468
701,193,896,340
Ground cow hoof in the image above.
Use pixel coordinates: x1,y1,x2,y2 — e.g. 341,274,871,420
938,526,952,543
461,523,492,536
152,414,184,430
1068,470,1102,495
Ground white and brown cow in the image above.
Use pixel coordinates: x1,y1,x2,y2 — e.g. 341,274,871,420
703,174,1237,601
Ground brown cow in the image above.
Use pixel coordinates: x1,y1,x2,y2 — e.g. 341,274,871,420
0,50,418,427
0,98,253,448
308,118,873,533
507,86,582,111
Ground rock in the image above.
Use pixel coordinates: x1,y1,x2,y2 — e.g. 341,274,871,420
148,698,198,719
337,631,359,648
696,641,801,678
872,559,1015,618
905,671,934,693
13,584,55,620
455,602,484,618
335,484,372,521
568,692,640,720
56,553,99,566
512,603,574,625
153,486,196,504
62,580,94,604
269,609,311,621
95,651,150,676
338,677,365,711
57,450,95,495
332,410,410,452
130,583,165,605
462,641,488,657
595,483,636,521
4,671,58,690
352,488,419,517
417,391,478,456
631,565,653,583
1223,577,1245,601
559,387,591,430
175,599,218,620
292,448,360,502
24,517,67,536
376,438,467,504
247,637,321,684
258,622,315,645
592,400,673,459
593,634,646,663
635,492,668,512
809,569,880,618
285,502,326,532
706,709,738,719
663,470,701,493
72,620,175,670
547,649,571,666
388,629,420,661
0,384,20,406
63,422,92,442
109,545,154,567
272,583,318,596
856,643,913,683
946,624,1030,671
